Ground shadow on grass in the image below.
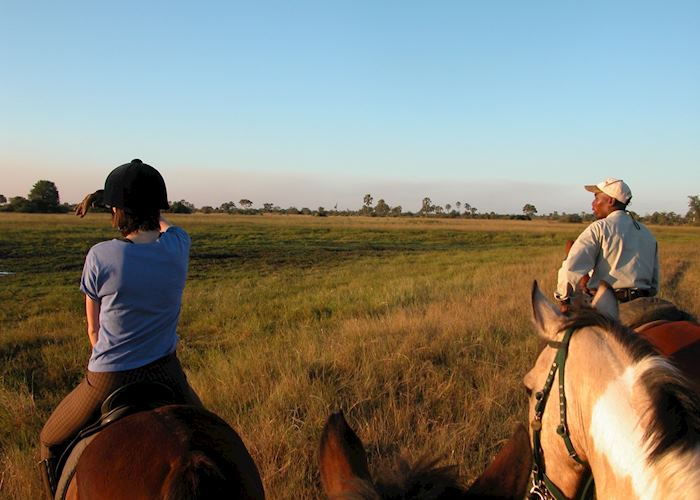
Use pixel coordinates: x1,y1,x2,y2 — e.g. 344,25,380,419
0,336,84,408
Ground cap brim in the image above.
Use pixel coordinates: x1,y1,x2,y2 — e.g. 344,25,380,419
584,184,601,194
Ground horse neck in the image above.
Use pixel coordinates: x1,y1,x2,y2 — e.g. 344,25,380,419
573,335,700,499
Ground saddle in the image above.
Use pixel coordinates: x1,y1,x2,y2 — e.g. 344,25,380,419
638,320,700,395
619,297,695,330
54,381,176,499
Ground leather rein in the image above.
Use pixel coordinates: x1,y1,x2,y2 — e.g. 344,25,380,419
529,327,594,500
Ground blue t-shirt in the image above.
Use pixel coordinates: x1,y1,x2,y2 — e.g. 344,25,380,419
80,226,190,372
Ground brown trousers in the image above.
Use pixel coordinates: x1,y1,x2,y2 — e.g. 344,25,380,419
40,353,202,460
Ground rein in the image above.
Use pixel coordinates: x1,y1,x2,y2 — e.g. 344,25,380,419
529,327,594,500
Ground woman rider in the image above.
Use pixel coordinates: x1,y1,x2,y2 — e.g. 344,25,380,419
39,159,202,497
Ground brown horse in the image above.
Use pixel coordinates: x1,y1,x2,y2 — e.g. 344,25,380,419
319,412,532,499
63,405,264,499
524,281,700,499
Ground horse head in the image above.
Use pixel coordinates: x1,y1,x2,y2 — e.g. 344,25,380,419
318,411,531,499
524,281,700,499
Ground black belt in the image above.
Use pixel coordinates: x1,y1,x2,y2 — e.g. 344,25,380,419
613,288,650,303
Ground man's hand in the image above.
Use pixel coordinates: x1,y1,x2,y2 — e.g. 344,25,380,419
75,190,105,218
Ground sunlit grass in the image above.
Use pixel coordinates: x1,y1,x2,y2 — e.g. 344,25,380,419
1,213,698,498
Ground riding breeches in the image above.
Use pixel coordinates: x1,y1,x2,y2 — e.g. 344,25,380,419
39,352,203,460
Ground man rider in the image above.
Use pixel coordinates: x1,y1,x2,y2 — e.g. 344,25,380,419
555,177,659,308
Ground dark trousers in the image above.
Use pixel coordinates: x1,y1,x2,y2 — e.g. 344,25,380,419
40,352,202,460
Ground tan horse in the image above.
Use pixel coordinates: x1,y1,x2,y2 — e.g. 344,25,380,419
524,282,700,499
319,411,532,499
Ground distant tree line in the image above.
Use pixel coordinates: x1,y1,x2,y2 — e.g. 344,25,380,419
0,180,72,213
3,181,700,226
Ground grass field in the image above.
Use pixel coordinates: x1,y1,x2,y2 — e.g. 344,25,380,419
1,213,699,498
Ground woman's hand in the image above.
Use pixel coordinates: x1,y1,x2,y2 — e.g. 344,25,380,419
75,190,105,218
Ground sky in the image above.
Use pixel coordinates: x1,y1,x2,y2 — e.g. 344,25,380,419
1,1,698,215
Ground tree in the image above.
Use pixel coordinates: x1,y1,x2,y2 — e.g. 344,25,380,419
0,194,6,204
420,197,433,215
28,180,60,212
522,204,538,218
687,195,700,225
445,203,451,213
463,202,471,217
169,200,194,213
6,196,30,212
374,199,390,217
239,199,253,209
644,211,682,226
390,205,402,217
361,194,374,215
563,213,582,223
262,203,274,212
219,201,236,213
455,201,461,212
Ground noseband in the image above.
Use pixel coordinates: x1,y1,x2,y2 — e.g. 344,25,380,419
529,327,594,500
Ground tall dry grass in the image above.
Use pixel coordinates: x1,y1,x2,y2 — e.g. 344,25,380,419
1,213,698,498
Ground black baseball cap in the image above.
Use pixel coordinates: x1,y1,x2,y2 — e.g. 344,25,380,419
103,159,169,212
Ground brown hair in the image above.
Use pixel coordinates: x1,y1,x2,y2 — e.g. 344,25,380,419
111,207,160,237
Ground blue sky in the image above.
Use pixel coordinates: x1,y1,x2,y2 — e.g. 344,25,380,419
1,1,698,214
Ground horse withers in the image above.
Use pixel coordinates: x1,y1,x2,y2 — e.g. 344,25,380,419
524,281,700,499
319,411,532,499
60,404,264,499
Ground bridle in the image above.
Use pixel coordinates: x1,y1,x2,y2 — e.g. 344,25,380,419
529,327,595,500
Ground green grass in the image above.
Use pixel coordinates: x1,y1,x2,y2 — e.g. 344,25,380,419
1,213,699,498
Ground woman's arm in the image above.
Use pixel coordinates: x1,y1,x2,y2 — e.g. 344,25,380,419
159,215,172,233
85,295,100,347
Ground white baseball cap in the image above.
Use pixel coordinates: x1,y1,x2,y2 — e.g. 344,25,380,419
584,178,632,204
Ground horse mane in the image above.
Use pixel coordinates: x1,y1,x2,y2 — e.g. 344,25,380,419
323,454,466,500
562,308,700,462
371,455,465,499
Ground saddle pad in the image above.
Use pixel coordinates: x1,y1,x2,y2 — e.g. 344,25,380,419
55,433,99,500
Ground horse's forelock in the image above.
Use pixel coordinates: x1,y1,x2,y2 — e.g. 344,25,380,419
373,455,465,499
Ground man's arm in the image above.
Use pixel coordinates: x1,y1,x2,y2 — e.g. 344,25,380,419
555,225,600,300
85,295,100,347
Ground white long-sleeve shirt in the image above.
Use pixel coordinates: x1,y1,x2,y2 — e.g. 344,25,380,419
555,210,659,300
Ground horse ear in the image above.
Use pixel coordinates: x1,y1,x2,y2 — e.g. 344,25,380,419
318,411,373,498
467,424,532,499
531,281,564,340
591,281,619,320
